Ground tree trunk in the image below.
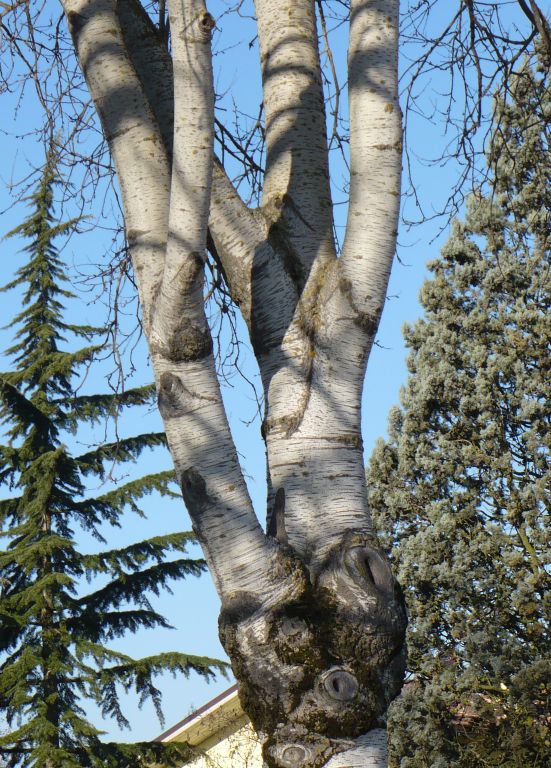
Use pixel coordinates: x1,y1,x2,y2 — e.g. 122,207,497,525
62,0,407,764
41,504,60,768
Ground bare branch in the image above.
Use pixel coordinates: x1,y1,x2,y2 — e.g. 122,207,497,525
400,1,548,224
518,0,551,59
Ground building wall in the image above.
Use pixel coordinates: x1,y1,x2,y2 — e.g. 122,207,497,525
185,713,262,768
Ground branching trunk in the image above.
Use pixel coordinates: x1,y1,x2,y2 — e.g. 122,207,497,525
63,0,407,765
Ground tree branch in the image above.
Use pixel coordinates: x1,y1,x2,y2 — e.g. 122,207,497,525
117,0,302,362
64,0,275,600
518,0,551,58
336,0,401,350
150,0,214,356
255,0,336,283
260,0,401,565
62,0,169,334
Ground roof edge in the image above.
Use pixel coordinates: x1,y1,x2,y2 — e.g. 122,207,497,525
155,684,240,744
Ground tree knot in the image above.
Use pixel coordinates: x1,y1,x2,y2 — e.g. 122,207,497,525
218,533,407,767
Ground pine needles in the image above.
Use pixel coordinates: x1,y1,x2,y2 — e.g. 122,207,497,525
0,145,227,768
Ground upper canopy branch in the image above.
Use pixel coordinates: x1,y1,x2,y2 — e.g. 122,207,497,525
253,0,403,563
149,0,214,359
517,0,551,58
254,0,337,287
62,0,170,333
326,0,401,370
117,0,308,374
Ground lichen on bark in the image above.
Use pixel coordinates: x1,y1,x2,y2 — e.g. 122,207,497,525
219,532,407,768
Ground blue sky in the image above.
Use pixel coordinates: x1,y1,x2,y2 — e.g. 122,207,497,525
0,0,542,744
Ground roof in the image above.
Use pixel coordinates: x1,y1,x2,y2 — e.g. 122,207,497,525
155,684,242,746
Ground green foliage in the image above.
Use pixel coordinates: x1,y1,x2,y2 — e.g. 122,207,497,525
367,61,550,767
0,146,227,768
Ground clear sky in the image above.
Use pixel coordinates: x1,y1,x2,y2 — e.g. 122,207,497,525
0,0,542,744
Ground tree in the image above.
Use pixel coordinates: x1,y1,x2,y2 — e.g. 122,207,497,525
367,60,550,768
49,1,551,767
1,1,549,766
0,146,227,768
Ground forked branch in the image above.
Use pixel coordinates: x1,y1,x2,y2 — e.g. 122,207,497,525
64,0,274,600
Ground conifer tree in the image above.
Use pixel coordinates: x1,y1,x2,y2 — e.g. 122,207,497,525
0,146,227,768
367,60,550,768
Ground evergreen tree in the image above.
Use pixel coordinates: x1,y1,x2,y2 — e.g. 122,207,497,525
367,61,550,768
0,146,227,768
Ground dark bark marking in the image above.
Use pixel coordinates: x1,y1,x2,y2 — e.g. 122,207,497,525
67,10,87,36
151,323,213,363
157,371,217,418
199,11,216,36
339,276,380,335
185,10,216,43
321,668,358,702
126,228,149,243
177,251,204,293
171,323,213,362
157,371,185,416
180,467,208,510
268,487,288,544
371,142,401,151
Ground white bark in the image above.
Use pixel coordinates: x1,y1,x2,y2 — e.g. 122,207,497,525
117,0,280,331
266,732,388,768
254,0,335,277
64,0,275,600
151,0,213,353
324,731,388,768
208,161,298,341
65,0,406,764
261,0,401,567
62,0,169,332
337,0,401,334
116,0,175,159
113,0,306,409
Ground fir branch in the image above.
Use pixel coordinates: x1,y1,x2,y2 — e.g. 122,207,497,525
66,609,173,643
86,470,179,516
97,651,228,727
76,559,205,612
57,383,157,429
79,738,195,767
0,379,55,439
81,532,201,576
76,432,168,476
0,142,226,766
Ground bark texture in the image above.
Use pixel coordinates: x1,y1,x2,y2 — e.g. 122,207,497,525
219,534,406,768
63,0,407,764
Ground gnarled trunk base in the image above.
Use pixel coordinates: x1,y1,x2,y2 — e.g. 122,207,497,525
219,532,407,768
